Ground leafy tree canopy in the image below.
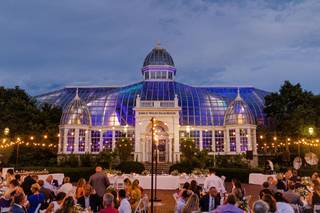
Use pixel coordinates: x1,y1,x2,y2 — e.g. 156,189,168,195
0,86,61,142
264,81,319,138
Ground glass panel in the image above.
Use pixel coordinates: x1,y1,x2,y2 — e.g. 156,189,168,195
151,72,156,79
78,129,86,152
60,129,64,153
161,71,167,79
215,130,224,152
202,130,213,151
67,129,75,152
168,72,173,79
156,72,161,79
145,72,149,80
190,130,200,149
240,129,248,152
229,129,236,152
102,130,113,151
91,131,100,152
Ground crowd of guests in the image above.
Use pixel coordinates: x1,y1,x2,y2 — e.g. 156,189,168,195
256,170,320,212
174,168,246,213
4,166,320,212
174,168,320,213
0,167,144,213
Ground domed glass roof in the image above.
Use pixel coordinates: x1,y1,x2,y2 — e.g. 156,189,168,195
60,93,91,126
143,45,174,67
224,91,255,125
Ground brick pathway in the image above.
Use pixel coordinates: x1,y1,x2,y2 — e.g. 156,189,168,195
143,183,261,213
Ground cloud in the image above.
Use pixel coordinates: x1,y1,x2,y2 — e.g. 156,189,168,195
0,0,319,95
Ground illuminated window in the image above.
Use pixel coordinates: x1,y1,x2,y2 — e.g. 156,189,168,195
103,131,112,151
202,131,213,151
78,129,86,152
190,130,200,149
229,129,236,152
240,129,248,152
60,129,64,152
67,129,75,152
215,130,224,152
91,131,100,152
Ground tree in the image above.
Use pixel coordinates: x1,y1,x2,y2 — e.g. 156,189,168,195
114,137,133,162
264,81,317,139
0,86,62,166
180,137,198,163
97,150,116,169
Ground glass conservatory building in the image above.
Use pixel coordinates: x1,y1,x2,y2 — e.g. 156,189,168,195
36,45,268,163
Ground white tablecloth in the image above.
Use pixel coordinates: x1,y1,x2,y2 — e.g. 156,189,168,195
38,173,65,185
249,173,276,185
108,175,206,190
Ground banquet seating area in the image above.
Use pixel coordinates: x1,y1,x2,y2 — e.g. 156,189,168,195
0,167,320,212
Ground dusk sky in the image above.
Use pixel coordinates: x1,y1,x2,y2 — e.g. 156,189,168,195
1,0,320,95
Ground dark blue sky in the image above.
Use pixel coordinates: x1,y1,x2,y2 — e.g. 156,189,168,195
0,0,319,95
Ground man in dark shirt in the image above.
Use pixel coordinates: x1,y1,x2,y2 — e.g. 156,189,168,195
77,184,102,212
283,183,303,206
88,166,110,198
200,186,221,212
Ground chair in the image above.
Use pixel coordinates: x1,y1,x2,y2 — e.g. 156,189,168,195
314,204,320,213
134,195,148,213
114,176,125,190
34,203,42,213
0,207,10,213
290,204,302,213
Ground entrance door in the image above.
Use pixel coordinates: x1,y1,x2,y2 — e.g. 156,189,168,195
145,120,169,163
157,139,167,162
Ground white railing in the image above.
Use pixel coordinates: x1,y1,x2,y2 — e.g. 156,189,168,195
140,101,175,108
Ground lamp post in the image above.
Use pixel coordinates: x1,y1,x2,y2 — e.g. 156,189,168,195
154,138,161,202
308,127,314,153
16,137,20,167
150,118,155,213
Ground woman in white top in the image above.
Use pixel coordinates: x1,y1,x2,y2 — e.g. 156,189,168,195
45,192,66,213
58,177,74,196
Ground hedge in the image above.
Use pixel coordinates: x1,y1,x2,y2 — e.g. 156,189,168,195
115,161,145,174
169,162,264,183
15,167,95,182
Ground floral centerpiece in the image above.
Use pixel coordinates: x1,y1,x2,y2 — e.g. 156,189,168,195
296,187,309,199
192,168,202,176
171,170,179,176
105,169,122,176
141,170,150,176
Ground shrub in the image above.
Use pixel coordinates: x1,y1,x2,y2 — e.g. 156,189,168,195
66,154,79,167
9,146,57,167
15,166,95,183
116,161,145,174
80,153,92,167
169,161,199,174
114,137,133,162
97,150,116,169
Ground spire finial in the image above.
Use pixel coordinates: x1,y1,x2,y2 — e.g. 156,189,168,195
236,88,241,100
75,88,79,99
155,41,161,49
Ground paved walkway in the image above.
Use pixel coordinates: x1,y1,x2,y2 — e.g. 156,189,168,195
144,183,261,212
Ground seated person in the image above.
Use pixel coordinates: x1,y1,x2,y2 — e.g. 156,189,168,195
213,194,243,213
200,186,221,212
99,193,118,213
27,183,45,213
260,182,274,198
175,190,192,213
12,192,27,213
274,192,294,213
77,184,101,212
45,192,66,213
283,182,303,206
